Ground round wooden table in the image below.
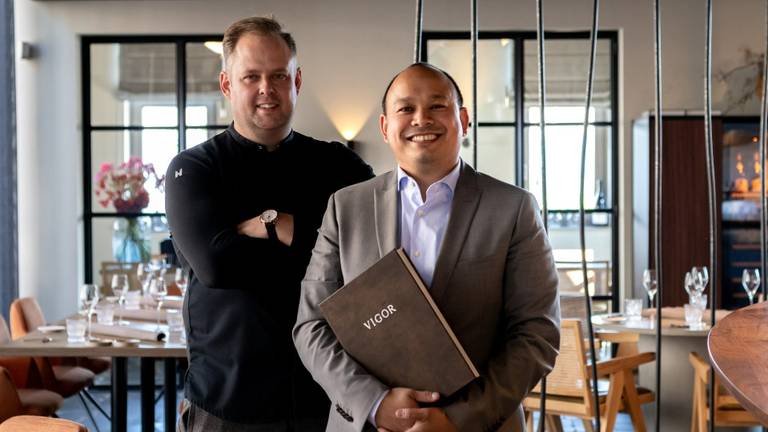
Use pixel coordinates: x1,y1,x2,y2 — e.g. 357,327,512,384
708,301,768,426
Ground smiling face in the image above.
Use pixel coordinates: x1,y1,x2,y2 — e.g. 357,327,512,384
380,65,468,181
219,32,302,145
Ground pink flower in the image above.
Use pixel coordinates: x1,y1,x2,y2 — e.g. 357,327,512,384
93,157,165,211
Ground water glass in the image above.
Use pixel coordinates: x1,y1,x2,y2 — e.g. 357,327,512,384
66,318,87,343
684,304,704,330
166,309,185,344
96,305,115,325
124,290,141,310
624,298,642,320
689,293,707,310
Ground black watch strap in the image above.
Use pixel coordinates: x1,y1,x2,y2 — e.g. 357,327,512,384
265,223,278,243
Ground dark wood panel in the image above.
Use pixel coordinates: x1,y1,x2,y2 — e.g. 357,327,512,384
647,117,723,307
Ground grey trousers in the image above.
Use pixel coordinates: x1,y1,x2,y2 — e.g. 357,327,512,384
178,400,328,432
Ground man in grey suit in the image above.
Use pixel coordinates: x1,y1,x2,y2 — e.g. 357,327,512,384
293,63,560,432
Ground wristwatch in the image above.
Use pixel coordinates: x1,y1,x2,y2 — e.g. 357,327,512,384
259,209,279,242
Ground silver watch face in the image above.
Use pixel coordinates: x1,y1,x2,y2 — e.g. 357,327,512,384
260,209,278,224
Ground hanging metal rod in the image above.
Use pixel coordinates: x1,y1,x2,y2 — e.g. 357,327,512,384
578,0,601,430
413,0,424,62
535,0,549,429
652,0,664,430
703,0,718,430
759,0,768,308
470,0,478,167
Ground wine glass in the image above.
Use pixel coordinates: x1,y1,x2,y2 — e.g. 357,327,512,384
111,274,129,325
175,268,189,297
691,266,709,295
643,269,658,308
79,284,99,338
742,268,761,305
148,277,168,330
684,271,696,297
137,263,152,297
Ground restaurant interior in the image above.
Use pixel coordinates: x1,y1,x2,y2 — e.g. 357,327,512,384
0,0,767,430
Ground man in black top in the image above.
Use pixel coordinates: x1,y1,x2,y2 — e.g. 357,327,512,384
165,16,373,431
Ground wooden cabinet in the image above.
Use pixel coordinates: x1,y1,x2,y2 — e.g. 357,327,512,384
633,115,723,307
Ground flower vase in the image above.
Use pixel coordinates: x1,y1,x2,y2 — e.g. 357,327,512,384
112,218,151,262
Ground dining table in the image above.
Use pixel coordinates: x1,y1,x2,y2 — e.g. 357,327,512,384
708,301,768,426
0,302,187,432
592,308,759,432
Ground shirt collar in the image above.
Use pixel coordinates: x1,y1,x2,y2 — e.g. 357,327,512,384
226,122,295,151
397,160,461,193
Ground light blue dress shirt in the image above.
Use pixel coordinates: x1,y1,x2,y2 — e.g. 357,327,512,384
396,162,461,287
368,160,461,426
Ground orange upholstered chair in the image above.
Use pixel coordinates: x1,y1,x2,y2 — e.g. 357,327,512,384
0,366,63,424
9,298,105,425
0,415,87,432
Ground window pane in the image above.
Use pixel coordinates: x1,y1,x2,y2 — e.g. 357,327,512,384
186,42,232,126
427,39,515,122
547,212,613,297
90,43,177,127
91,216,170,286
477,127,515,185
525,125,612,210
523,39,612,123
91,130,176,214
186,128,226,149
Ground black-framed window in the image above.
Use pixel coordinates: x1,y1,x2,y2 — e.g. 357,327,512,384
423,31,619,312
82,35,227,285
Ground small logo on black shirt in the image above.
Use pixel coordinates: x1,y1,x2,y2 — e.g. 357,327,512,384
175,169,183,178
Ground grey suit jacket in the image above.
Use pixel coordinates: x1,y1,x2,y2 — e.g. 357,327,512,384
293,162,560,432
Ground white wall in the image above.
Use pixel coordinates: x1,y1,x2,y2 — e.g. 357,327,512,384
14,0,767,320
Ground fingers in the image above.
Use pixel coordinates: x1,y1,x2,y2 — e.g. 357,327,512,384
409,389,440,403
377,428,393,432
396,407,430,422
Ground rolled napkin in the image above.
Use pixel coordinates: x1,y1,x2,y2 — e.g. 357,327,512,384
90,322,165,342
140,295,183,310
641,307,731,322
116,308,168,323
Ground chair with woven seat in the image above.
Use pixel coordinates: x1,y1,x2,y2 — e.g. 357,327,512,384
9,298,106,429
689,352,761,431
0,415,87,432
523,319,656,432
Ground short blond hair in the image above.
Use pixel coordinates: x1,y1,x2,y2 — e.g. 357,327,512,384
222,16,296,67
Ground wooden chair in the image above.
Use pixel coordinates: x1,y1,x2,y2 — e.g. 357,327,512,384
689,352,761,431
0,415,87,432
523,319,656,432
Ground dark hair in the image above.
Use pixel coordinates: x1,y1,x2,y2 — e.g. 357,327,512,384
222,16,296,68
381,62,464,113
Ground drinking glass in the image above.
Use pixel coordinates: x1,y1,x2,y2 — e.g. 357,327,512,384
66,318,87,343
78,284,99,338
175,268,189,297
111,274,129,325
643,269,658,308
137,263,152,296
684,271,696,297
624,298,642,320
149,277,168,329
691,266,709,295
684,304,704,330
742,268,761,305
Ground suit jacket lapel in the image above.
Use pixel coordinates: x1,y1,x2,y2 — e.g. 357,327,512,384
374,171,399,258
430,162,481,301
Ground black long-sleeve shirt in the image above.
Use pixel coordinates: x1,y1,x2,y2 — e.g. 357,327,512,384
165,125,374,423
